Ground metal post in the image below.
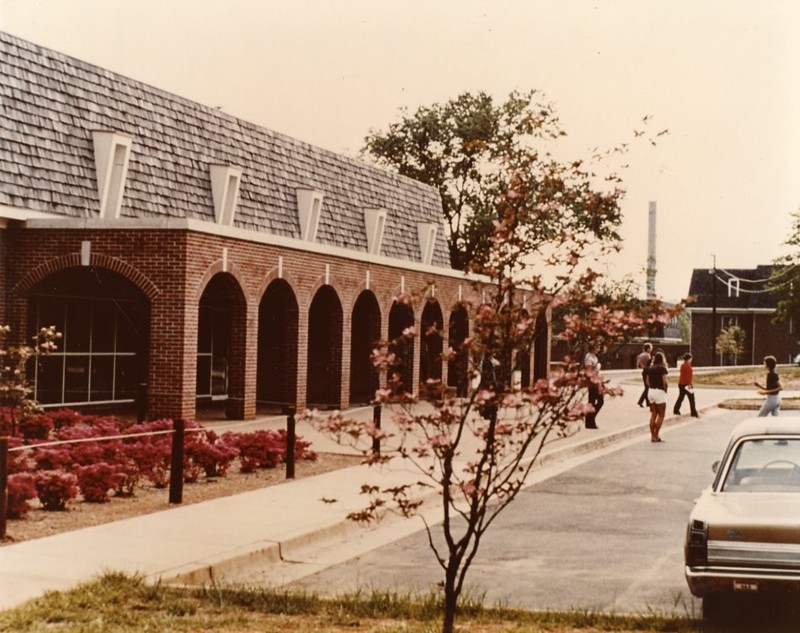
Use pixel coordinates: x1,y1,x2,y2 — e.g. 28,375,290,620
284,406,296,479
0,437,8,540
711,257,718,367
169,419,185,504
372,404,382,455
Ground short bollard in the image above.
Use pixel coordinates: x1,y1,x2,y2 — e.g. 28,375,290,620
284,405,296,479
372,404,382,455
169,419,185,504
0,437,8,540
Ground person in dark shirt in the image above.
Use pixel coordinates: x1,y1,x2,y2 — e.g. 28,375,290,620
645,351,668,442
754,355,782,417
636,342,653,407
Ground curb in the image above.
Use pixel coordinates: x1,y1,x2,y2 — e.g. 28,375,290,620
170,409,707,587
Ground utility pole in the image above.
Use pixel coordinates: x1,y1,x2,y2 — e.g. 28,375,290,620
710,255,717,367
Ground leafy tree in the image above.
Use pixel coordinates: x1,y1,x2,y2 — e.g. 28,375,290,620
769,209,800,325
553,276,682,364
313,121,672,632
363,90,630,271
715,325,745,366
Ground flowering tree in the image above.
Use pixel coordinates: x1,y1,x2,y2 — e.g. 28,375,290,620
313,113,671,633
0,325,61,437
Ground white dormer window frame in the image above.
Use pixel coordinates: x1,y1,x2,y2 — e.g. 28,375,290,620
727,278,740,298
296,189,324,242
92,130,133,219
363,208,387,255
209,165,243,226
417,222,438,265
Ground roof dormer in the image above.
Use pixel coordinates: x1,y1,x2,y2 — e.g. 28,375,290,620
363,208,387,255
417,222,438,265
296,188,323,242
209,165,242,226
92,130,132,219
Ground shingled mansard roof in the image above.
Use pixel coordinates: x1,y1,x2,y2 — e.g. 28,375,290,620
687,265,783,311
0,31,451,269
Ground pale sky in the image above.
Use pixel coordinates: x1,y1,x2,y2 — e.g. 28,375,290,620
2,0,798,301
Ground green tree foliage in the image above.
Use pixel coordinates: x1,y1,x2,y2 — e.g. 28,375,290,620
715,325,745,366
769,210,800,325
362,90,627,271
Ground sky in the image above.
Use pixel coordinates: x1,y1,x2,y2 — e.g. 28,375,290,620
1,0,798,302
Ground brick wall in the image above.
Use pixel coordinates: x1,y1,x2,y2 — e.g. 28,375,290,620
7,226,544,421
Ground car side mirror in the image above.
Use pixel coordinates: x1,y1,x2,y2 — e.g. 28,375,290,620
712,460,720,474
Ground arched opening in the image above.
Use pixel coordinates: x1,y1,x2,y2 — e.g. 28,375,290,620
349,290,381,405
514,309,532,389
306,285,343,408
447,305,470,397
420,300,444,390
257,279,299,411
533,309,549,381
27,267,149,412
197,273,246,416
388,300,415,395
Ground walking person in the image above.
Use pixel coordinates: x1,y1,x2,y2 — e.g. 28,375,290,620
584,345,603,429
754,355,782,417
646,351,668,442
636,342,653,407
673,353,699,417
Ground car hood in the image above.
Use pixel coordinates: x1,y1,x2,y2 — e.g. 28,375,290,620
693,491,800,543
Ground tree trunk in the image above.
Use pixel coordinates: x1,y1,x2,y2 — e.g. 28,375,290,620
442,563,459,633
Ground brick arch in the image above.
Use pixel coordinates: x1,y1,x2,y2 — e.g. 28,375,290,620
194,259,248,302
13,252,160,301
255,267,302,305
303,272,345,311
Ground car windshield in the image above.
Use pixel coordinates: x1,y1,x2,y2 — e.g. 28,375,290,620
722,437,800,492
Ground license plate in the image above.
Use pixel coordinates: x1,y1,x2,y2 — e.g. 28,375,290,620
733,580,759,593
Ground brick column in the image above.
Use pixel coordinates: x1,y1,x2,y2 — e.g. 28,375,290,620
148,291,197,422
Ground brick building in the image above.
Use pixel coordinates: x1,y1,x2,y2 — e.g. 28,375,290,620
686,265,798,366
1,33,549,422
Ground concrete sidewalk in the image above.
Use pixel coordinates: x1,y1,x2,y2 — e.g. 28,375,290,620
0,376,762,610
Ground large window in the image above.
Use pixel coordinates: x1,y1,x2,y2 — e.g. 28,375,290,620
30,296,143,406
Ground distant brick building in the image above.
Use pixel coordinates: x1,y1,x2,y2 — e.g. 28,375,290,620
686,265,798,366
0,33,549,422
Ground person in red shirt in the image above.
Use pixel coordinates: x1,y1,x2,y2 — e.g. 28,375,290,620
673,353,699,418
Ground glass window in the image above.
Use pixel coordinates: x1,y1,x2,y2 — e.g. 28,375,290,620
114,355,139,400
91,306,116,353
64,356,90,403
36,356,64,405
65,300,91,353
723,438,800,492
90,356,114,401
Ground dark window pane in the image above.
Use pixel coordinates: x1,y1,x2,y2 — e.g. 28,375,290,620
35,298,66,338
92,304,116,353
64,356,90,403
115,302,142,353
90,356,114,401
211,355,227,396
36,356,64,405
196,355,211,396
114,356,138,400
198,307,213,354
65,301,91,353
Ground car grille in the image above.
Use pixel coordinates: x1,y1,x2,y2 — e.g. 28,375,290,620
709,540,800,568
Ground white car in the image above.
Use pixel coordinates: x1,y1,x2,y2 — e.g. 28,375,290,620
685,417,800,617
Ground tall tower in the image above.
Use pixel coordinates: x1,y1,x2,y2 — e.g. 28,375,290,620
646,201,657,300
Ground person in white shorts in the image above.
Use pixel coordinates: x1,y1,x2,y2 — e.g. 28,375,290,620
645,351,669,443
